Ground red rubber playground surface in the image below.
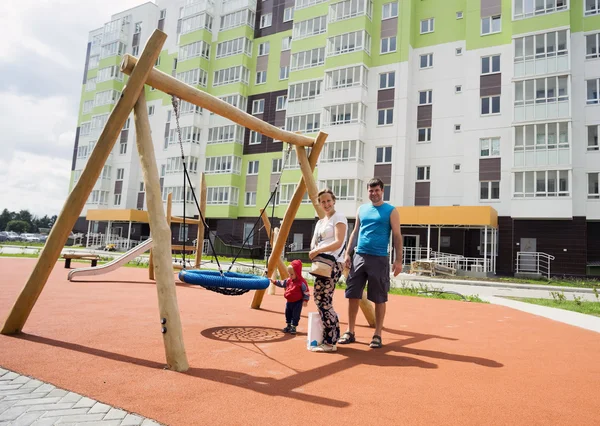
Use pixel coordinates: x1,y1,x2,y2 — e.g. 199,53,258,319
1,258,599,425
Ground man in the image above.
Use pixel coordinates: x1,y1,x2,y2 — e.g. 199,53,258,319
338,178,402,349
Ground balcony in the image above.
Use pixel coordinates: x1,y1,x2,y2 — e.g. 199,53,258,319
101,17,130,45
221,0,257,14
182,0,215,18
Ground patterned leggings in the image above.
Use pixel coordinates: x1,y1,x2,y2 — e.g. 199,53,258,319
313,261,342,345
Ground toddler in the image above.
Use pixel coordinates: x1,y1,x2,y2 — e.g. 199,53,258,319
270,259,310,334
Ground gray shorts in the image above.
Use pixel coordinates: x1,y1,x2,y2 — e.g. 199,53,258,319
345,253,390,304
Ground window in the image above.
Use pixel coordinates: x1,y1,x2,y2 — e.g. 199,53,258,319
420,18,434,34
120,141,127,154
247,161,259,175
418,90,433,105
181,13,213,34
456,47,463,55
515,76,569,106
514,30,568,63
97,66,123,83
260,13,272,28
322,140,365,163
176,68,208,87
216,38,253,58
455,85,463,93
289,79,323,101
282,36,292,51
179,41,211,61
252,99,265,114
148,105,155,116
416,166,431,181
327,31,371,56
481,15,501,35
213,66,250,86
420,53,433,69
249,131,262,145
456,11,463,19
379,71,395,89
382,2,398,19
179,225,189,242
166,156,199,174
280,66,289,80
418,127,432,143
94,90,120,107
589,125,599,150
286,113,321,133
318,179,364,201
589,173,600,199
587,33,600,59
326,103,366,126
377,108,394,125
208,125,245,144
167,126,201,145
114,194,122,206
376,146,392,163
160,9,166,19
258,42,270,56
245,192,257,206
161,186,197,204
454,124,462,132
283,7,294,22
513,0,568,19
327,65,368,89
276,95,287,111
381,36,397,54
585,0,599,16
329,0,373,22
179,101,203,115
514,122,569,151
272,158,283,173
480,181,500,200
481,96,501,115
480,137,501,157
383,186,391,202
220,9,256,31
454,164,461,172
280,184,311,204
206,187,239,206
514,170,569,197
293,16,327,39
481,55,501,74
587,79,600,104
255,71,267,85
291,47,326,70
82,101,94,115
204,156,242,174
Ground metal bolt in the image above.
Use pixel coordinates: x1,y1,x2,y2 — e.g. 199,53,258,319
161,327,167,334
161,318,167,324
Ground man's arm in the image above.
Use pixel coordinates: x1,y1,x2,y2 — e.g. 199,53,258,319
344,208,361,268
390,208,403,276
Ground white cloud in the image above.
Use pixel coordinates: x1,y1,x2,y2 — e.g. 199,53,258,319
0,0,149,217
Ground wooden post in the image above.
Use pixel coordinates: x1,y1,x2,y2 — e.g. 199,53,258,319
259,209,288,281
149,192,172,280
120,55,313,148
134,91,189,372
359,292,376,328
296,145,325,220
1,30,167,335
267,228,282,296
194,173,207,268
251,131,328,309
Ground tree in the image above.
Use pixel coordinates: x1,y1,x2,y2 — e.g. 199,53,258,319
0,209,12,231
18,210,33,224
6,220,30,233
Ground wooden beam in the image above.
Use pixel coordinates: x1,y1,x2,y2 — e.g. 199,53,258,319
295,145,325,220
195,173,207,268
169,216,201,225
1,30,167,335
251,131,328,309
134,91,189,372
260,209,288,281
120,55,314,148
149,192,172,281
359,291,376,328
267,227,281,296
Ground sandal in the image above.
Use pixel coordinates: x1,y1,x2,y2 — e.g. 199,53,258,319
338,331,355,345
369,335,383,349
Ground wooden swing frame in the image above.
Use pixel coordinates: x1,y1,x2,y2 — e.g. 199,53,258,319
0,30,374,372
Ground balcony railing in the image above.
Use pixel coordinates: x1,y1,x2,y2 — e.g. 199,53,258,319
516,251,555,279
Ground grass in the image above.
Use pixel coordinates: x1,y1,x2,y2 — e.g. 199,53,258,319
431,273,600,289
505,295,600,318
0,242,46,247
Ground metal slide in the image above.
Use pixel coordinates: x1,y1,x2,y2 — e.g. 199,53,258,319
67,238,154,281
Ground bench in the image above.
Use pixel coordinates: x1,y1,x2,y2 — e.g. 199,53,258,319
62,253,101,269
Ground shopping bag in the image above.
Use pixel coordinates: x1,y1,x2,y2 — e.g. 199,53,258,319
307,312,323,350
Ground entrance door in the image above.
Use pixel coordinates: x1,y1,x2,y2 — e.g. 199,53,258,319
293,233,303,251
403,235,419,265
243,223,255,246
520,238,537,272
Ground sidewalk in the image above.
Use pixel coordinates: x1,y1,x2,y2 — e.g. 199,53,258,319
0,367,161,425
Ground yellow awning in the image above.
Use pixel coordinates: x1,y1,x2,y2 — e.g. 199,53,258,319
397,206,498,229
86,209,149,223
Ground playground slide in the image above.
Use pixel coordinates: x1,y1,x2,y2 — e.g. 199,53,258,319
67,238,154,281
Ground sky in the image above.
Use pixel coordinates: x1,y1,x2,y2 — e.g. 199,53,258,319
0,0,149,217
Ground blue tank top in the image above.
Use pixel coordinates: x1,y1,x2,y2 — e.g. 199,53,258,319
356,203,395,257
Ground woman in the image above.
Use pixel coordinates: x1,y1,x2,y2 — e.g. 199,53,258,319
308,189,348,353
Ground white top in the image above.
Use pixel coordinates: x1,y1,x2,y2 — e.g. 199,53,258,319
313,211,348,262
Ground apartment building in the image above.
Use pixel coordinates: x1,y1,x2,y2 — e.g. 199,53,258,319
71,0,600,276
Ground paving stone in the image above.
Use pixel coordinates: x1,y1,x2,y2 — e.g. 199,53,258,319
73,397,95,409
31,418,58,426
41,407,92,418
73,421,122,426
88,402,111,414
5,393,52,401
14,397,62,407
0,405,30,421
0,388,37,397
46,390,68,399
26,403,75,412
34,384,56,394
0,384,25,391
120,414,144,425
12,376,32,385
140,420,163,426
22,380,44,389
103,408,127,421
0,399,17,414
10,409,44,426
0,369,7,376
52,413,105,423
0,372,19,381
58,393,82,404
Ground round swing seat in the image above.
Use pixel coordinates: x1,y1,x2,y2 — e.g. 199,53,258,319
179,270,270,291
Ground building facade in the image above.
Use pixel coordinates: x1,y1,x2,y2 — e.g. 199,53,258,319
71,0,600,276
